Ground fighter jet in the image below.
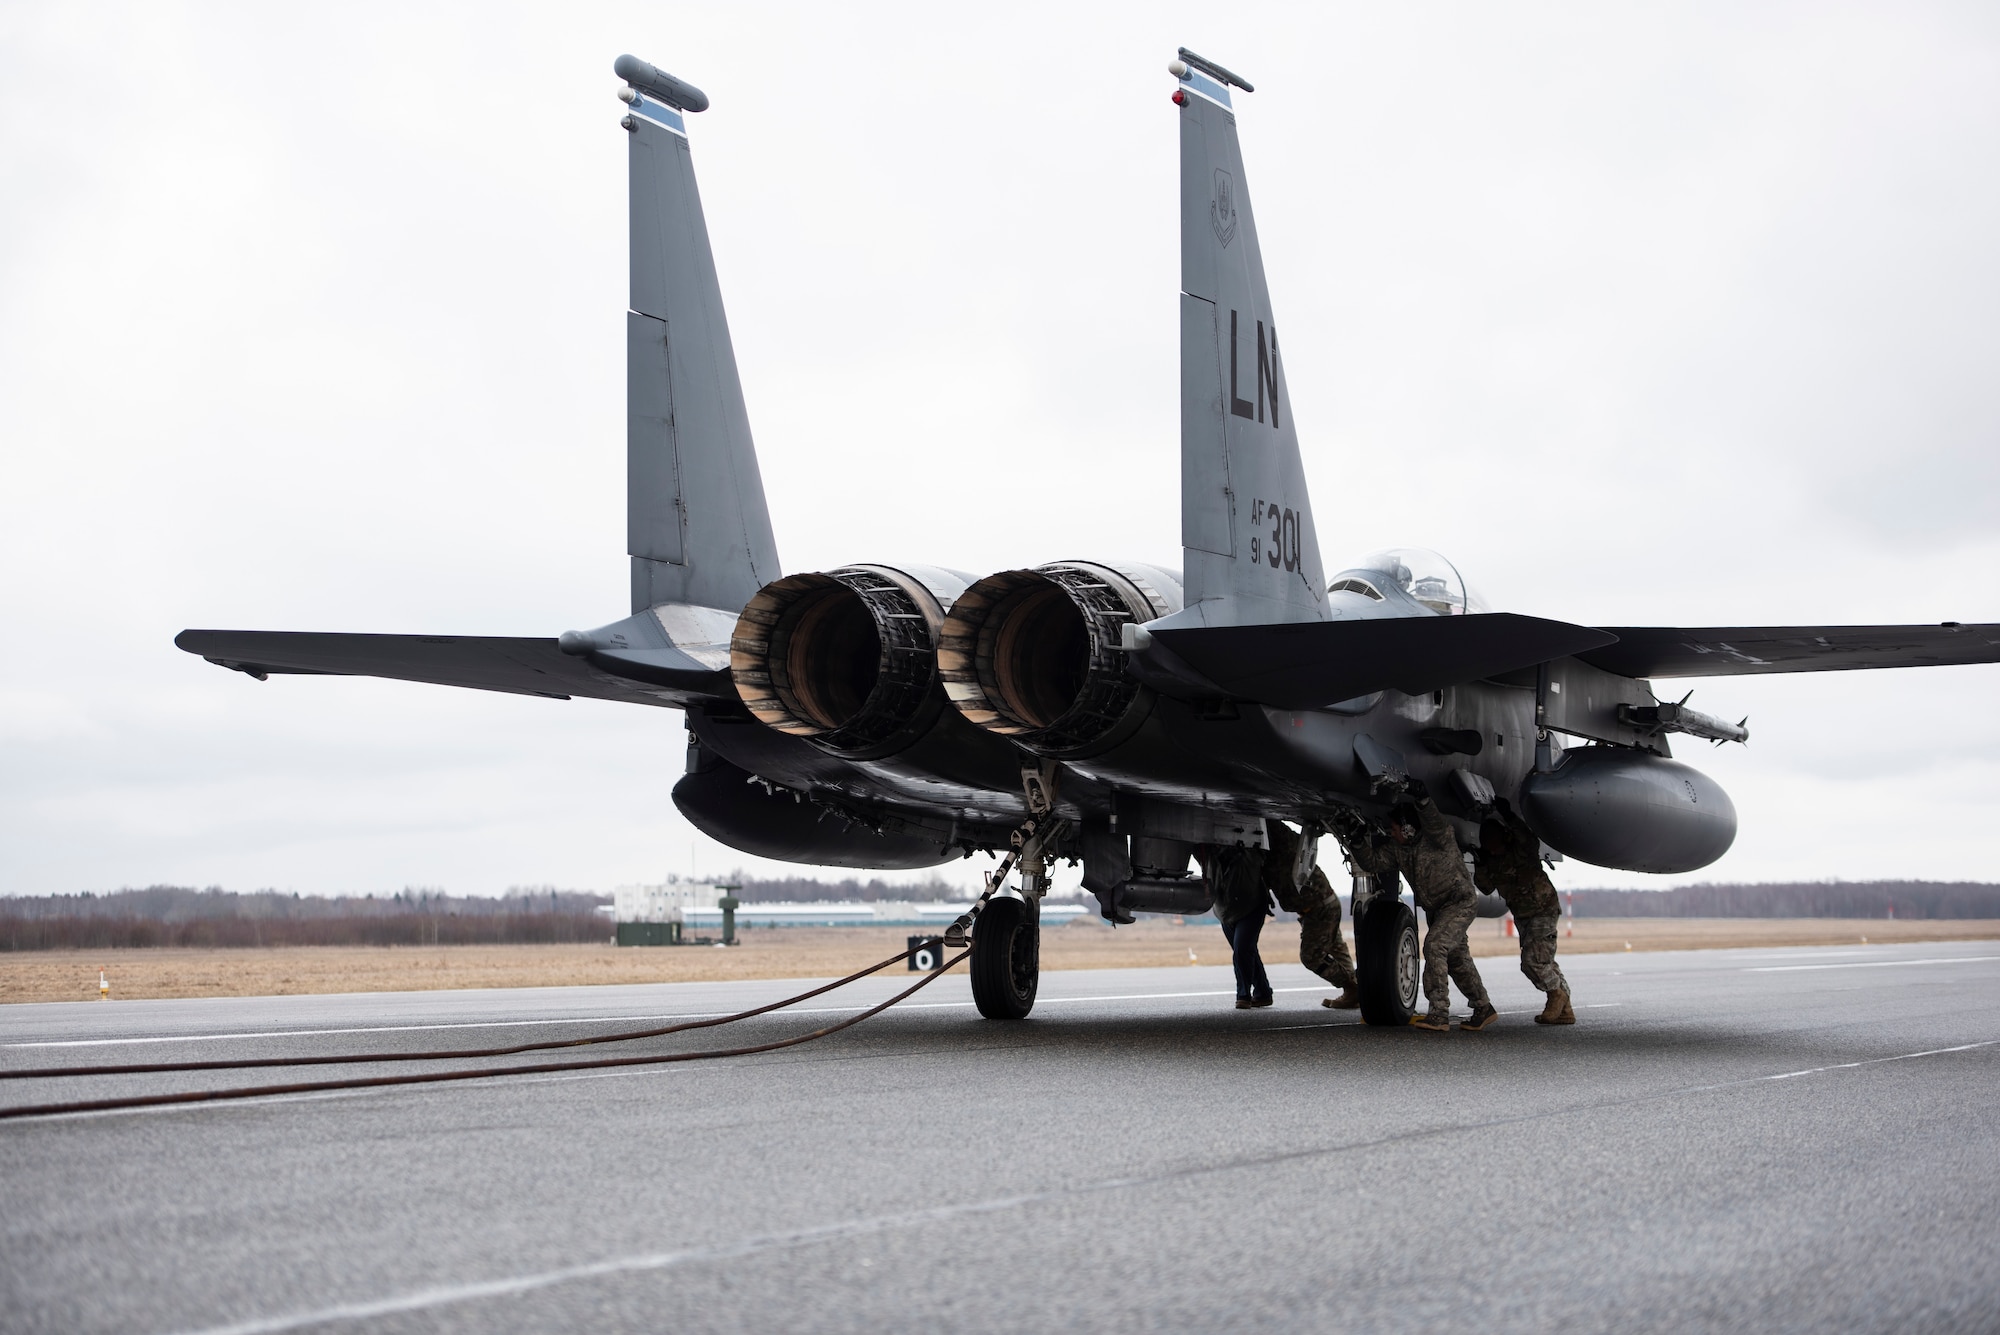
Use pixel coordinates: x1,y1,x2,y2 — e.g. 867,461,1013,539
179,51,2000,1024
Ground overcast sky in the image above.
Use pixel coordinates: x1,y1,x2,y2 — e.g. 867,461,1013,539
3,2,1996,899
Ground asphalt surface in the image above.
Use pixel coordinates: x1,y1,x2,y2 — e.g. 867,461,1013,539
2,941,1996,1334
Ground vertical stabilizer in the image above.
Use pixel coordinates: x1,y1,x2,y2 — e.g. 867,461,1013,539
618,55,781,615
1166,51,1325,629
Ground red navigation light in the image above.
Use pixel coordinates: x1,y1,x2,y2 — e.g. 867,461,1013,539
1171,90,1187,106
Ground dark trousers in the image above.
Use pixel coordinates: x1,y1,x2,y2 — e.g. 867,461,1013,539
1221,914,1271,1001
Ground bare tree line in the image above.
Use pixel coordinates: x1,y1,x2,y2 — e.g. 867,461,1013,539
1564,881,2000,920
4,878,1994,951
0,886,609,951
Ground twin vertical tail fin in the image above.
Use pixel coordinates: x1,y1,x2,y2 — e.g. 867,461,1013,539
1167,50,1326,629
616,50,1315,634
618,55,780,617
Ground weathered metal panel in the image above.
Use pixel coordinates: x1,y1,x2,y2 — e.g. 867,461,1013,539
626,311,683,564
1545,657,1667,753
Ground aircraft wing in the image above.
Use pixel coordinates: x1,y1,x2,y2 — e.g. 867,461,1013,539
1577,623,2000,678
175,630,726,707
1146,613,1617,710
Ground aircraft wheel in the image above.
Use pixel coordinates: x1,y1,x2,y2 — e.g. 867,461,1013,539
971,896,1039,1020
1355,896,1420,1026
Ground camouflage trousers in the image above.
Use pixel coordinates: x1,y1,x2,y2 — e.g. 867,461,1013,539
1422,896,1491,1018
1298,901,1356,990
1516,913,1568,994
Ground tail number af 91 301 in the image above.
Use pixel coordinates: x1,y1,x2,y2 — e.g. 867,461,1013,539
1250,498,1303,572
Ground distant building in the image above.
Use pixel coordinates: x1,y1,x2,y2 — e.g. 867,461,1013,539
610,878,731,945
608,882,1090,943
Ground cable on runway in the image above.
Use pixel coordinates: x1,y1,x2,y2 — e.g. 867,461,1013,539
0,951,968,1122
0,943,942,1082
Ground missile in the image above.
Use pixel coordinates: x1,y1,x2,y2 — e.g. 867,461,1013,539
1617,700,1750,745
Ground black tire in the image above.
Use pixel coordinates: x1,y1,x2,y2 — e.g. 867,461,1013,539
1355,896,1420,1026
971,896,1039,1020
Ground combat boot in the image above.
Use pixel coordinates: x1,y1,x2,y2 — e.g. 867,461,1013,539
1322,987,1361,1010
1459,1003,1499,1031
1534,990,1575,1025
1408,1011,1451,1032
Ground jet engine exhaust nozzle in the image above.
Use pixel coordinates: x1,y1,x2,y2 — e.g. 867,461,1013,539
730,566,949,759
939,562,1178,756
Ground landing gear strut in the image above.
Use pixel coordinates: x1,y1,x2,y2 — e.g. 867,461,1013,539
1353,871,1420,1026
946,763,1062,1021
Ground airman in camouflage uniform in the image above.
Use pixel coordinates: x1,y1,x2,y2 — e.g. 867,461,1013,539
1474,801,1574,1025
1263,821,1359,1009
1335,784,1496,1032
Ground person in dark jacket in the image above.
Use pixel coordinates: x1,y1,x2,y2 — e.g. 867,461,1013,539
1204,844,1274,1008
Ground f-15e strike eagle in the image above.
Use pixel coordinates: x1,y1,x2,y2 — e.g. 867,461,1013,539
179,51,2000,1023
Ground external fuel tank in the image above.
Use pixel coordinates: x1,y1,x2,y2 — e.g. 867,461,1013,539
1520,747,1737,874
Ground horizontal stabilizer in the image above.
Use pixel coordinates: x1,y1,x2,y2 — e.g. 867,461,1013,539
1578,623,2000,679
1147,614,1617,709
175,630,728,707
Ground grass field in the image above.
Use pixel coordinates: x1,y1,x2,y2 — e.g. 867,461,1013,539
5,917,1997,1004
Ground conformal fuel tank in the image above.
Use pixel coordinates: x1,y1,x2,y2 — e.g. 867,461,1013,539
1520,747,1737,874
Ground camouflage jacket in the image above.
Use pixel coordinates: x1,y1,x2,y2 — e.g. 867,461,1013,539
1343,799,1475,912
1473,814,1562,918
1261,823,1338,915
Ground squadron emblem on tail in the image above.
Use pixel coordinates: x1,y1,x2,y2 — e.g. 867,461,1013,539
1211,169,1238,247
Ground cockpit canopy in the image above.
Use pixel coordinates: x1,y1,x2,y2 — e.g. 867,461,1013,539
1329,547,1488,616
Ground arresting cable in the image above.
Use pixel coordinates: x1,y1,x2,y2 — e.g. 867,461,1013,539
0,946,968,1122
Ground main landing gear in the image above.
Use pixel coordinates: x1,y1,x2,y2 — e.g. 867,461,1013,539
969,894,1039,1020
1353,871,1421,1026
945,767,1062,1021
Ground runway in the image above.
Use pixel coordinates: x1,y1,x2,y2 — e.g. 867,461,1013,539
3,942,1996,1334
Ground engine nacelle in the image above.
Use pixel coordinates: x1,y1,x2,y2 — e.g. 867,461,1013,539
1521,747,1738,874
938,561,1181,756
730,565,964,760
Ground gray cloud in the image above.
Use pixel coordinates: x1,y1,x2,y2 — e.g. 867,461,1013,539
3,3,1996,896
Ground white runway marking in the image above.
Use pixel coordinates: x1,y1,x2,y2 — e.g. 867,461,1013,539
1746,955,2000,973
4,986,1330,1050
6,1016,703,1049
166,1187,1072,1335
162,1035,2000,1335
1744,1040,1998,1083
